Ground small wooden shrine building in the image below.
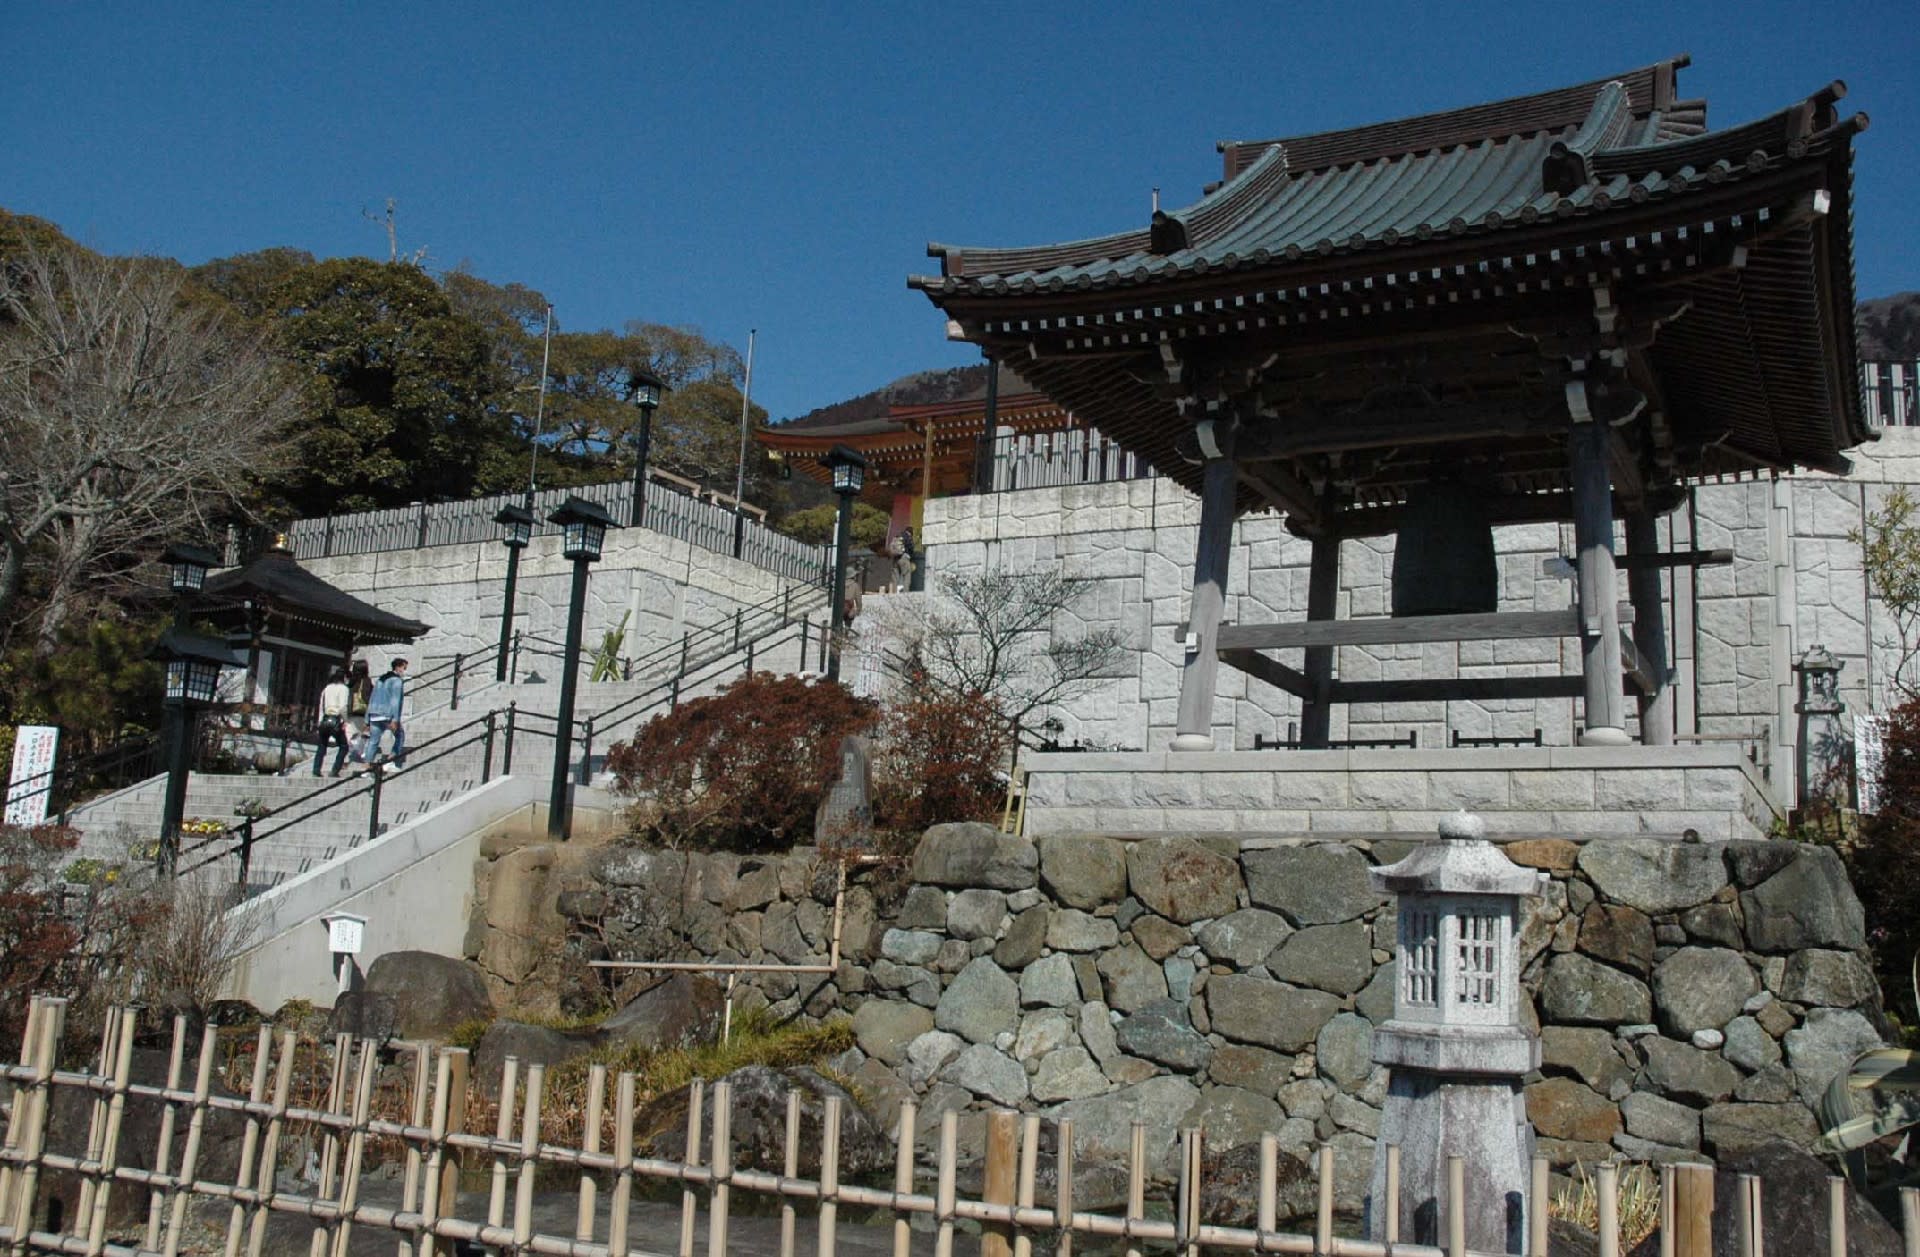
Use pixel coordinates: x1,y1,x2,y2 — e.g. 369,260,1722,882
911,57,1870,750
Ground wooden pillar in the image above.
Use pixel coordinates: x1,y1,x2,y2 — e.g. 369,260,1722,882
1300,535,1340,748
1173,456,1238,751
1625,509,1674,745
1568,407,1629,745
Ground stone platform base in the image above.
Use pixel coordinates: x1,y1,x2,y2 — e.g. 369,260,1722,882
1021,745,1780,843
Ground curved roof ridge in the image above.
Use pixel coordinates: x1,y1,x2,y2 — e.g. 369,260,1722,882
1217,58,1685,180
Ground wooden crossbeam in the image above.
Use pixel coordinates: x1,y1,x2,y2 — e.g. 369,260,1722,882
1328,676,1587,703
1613,548,1733,571
1216,609,1579,652
1219,648,1316,699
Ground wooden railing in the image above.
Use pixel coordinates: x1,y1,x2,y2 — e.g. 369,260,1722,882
4,997,1917,1256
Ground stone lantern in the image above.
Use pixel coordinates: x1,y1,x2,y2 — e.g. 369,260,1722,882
1367,811,1546,1253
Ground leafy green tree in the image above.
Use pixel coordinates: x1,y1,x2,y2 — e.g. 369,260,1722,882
267,259,517,514
780,501,889,547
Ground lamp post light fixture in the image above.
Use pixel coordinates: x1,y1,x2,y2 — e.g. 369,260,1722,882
153,627,243,876
628,366,667,528
162,542,220,601
546,496,619,840
494,501,535,682
821,444,866,682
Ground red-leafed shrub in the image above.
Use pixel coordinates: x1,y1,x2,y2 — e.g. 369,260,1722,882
873,690,1011,835
606,673,879,852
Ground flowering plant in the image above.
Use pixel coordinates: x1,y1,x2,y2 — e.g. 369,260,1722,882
180,818,229,837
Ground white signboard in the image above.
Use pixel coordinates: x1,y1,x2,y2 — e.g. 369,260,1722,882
5,725,60,827
1855,714,1887,815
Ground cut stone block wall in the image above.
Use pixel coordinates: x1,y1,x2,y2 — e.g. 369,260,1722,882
917,429,1920,805
544,827,1884,1218
303,526,811,676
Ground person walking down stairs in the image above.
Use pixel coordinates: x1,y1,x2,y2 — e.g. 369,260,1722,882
365,658,409,770
312,669,352,777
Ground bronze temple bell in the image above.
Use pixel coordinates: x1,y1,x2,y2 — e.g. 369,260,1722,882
1390,481,1499,617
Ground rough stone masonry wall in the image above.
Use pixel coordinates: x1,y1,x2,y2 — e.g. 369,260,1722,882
543,825,1884,1208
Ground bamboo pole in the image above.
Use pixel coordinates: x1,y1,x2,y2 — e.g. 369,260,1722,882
983,1110,1017,1257
420,1048,468,1257
84,1008,137,1257
817,1094,842,1257
143,1014,189,1252
1901,1186,1919,1257
1015,1113,1039,1257
1660,1163,1676,1257
1317,1144,1335,1254
5,997,63,1257
1177,1127,1201,1257
1258,1134,1278,1238
1125,1122,1145,1257
892,1101,915,1257
1531,1155,1549,1256
487,1057,520,1244
783,1091,802,1257
395,1044,431,1257
162,1025,220,1256
678,1078,704,1257
1389,1144,1405,1245
1675,1163,1715,1257
0,997,40,1226
329,1044,379,1257
935,1112,957,1257
73,1008,123,1236
576,1065,607,1243
1830,1175,1847,1257
707,1080,733,1257
245,1032,297,1257
609,1072,636,1257
511,1064,544,1252
308,1033,353,1257
1055,1118,1074,1257
221,1027,274,1257
1599,1161,1620,1257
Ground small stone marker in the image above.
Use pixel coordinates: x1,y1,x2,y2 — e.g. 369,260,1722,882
815,734,873,847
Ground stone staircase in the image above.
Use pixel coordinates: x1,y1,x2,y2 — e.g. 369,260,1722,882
64,603,826,891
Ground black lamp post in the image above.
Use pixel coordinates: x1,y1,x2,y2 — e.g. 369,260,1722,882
494,501,535,682
546,496,618,840
821,444,866,682
153,627,241,876
628,366,667,528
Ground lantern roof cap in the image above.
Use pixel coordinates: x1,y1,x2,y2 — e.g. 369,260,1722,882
495,501,535,527
546,496,619,528
162,542,223,569
1371,811,1546,897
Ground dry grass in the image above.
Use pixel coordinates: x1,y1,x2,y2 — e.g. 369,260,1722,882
1550,1161,1663,1249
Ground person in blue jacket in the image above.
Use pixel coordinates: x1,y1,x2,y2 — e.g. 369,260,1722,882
364,658,409,769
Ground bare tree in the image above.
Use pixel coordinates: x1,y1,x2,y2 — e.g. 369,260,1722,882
897,567,1126,730
1854,485,1920,702
0,241,299,645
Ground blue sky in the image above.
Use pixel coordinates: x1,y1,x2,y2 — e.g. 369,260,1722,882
6,2,1914,421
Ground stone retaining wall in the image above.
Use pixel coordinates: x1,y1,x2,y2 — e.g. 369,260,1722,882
541,825,1885,1207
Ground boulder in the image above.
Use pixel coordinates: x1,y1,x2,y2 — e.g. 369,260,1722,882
1199,1141,1320,1227
852,1000,933,1066
328,991,399,1042
362,951,494,1039
1784,1007,1883,1107
1679,901,1744,949
1012,1009,1075,1063
1053,1077,1201,1176
1030,1047,1111,1103
934,957,1020,1044
1541,1026,1633,1095
1578,902,1655,974
1355,962,1397,1024
1652,948,1756,1035
1126,837,1241,923
1243,844,1383,925
946,888,1009,940
1079,1001,1120,1066
1047,908,1120,951
475,1021,594,1095
1114,999,1212,1071
1625,1140,1902,1257
903,1030,966,1089
1576,840,1726,914
993,905,1050,968
1208,1044,1293,1097
1505,838,1580,871
1721,1016,1782,1073
1267,920,1372,995
599,974,725,1053
1721,840,1799,888
1739,848,1868,952
1020,953,1080,1008
940,1043,1029,1105
1315,1013,1374,1091
1619,1091,1700,1149
1206,975,1341,1052
1778,949,1880,1008
1096,943,1168,1012
1526,1078,1622,1144
1181,1085,1287,1149
1131,915,1191,960
639,1064,888,1177
1038,834,1129,909
1701,1102,1819,1154
912,823,1038,891
880,928,942,966
1639,1037,1741,1105
1195,908,1294,966
1538,953,1652,1026
895,884,949,929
